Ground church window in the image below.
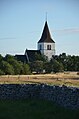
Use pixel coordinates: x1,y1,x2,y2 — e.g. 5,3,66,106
40,45,42,50
47,45,51,50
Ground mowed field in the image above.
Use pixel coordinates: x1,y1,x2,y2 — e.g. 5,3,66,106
0,72,79,87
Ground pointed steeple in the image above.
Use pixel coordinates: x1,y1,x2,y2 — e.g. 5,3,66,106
38,21,55,43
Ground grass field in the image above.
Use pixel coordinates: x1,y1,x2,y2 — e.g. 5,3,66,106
0,73,79,119
0,99,79,119
0,72,79,87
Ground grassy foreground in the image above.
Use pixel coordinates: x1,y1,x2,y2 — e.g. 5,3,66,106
0,99,79,119
0,72,79,87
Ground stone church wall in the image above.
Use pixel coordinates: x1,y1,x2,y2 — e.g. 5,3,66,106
0,84,79,109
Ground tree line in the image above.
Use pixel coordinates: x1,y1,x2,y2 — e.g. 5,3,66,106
0,54,31,75
0,53,79,75
29,53,79,73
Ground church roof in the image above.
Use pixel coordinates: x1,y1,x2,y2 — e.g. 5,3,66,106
15,55,27,63
15,50,41,63
38,21,55,43
25,50,41,62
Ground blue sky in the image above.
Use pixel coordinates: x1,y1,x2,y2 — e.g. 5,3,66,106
0,0,79,56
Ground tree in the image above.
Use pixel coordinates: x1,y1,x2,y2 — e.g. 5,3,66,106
5,54,15,62
44,62,53,73
23,64,31,75
0,61,14,75
0,54,3,62
0,54,31,75
52,53,79,72
4,55,23,74
0,69,4,75
30,60,44,73
11,60,23,75
52,60,64,73
56,53,67,71
0,53,79,75
35,53,48,62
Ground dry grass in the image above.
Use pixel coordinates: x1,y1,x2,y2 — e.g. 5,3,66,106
0,72,79,87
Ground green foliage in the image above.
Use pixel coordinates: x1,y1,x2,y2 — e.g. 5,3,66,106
5,54,24,75
44,62,53,73
0,53,79,75
22,64,31,75
30,60,44,73
44,59,64,73
11,60,23,75
52,60,64,73
0,99,78,119
0,69,4,75
53,53,79,71
0,61,14,75
35,53,48,62
0,54,3,62
5,54,15,62
0,54,31,75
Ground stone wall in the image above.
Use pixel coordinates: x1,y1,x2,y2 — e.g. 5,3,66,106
0,84,79,109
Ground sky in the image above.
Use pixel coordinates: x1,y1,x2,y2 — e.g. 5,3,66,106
0,0,79,56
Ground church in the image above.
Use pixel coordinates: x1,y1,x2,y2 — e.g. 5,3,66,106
15,20,55,63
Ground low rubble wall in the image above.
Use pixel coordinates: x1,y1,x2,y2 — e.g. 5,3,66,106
0,84,79,109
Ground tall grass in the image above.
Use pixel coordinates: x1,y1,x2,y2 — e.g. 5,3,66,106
0,74,79,87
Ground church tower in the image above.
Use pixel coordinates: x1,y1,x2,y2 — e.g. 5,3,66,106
38,21,55,60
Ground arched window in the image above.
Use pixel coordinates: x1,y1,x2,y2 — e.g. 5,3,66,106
47,45,51,50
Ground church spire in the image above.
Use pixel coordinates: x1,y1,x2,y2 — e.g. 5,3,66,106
38,21,55,43
38,18,55,60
